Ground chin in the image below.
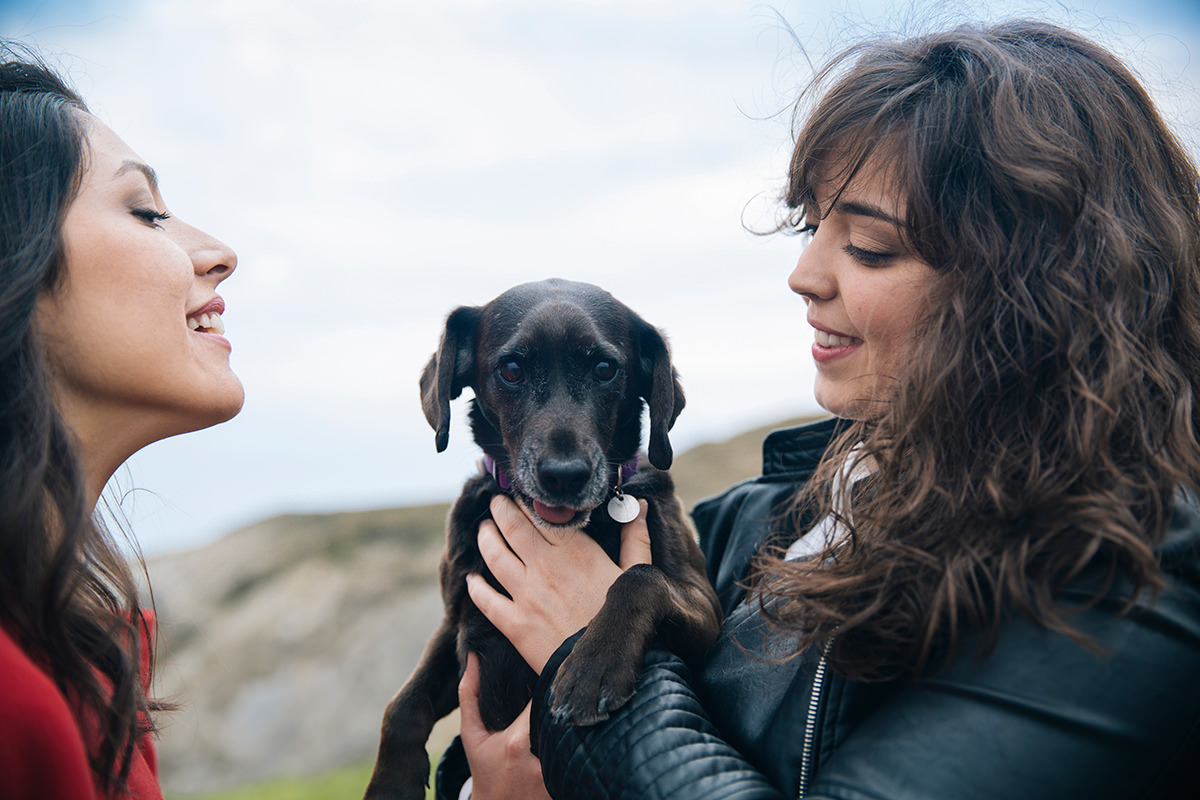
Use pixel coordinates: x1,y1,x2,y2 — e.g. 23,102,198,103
814,379,888,421
814,385,854,419
185,377,245,432
210,381,246,424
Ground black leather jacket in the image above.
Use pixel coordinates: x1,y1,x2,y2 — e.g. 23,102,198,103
524,418,1200,799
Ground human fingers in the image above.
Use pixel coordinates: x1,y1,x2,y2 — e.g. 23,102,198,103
489,494,554,558
491,493,624,567
619,499,653,570
466,571,519,640
458,651,485,741
457,658,552,800
476,518,526,592
498,704,552,800
472,701,553,800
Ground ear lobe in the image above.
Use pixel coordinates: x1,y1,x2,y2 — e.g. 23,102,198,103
636,318,685,470
419,306,481,452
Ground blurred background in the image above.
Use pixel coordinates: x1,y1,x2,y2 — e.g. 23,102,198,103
3,0,1197,797
1,0,1194,558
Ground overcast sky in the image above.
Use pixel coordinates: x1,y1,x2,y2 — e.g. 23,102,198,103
3,0,1198,555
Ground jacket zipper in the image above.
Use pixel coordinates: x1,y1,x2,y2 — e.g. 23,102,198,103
797,641,832,799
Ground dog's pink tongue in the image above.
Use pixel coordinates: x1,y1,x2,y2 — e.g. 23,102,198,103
533,501,575,525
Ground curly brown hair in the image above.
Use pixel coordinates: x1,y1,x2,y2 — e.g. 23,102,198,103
751,20,1200,679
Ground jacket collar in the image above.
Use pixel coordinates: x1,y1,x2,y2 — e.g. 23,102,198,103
761,416,845,479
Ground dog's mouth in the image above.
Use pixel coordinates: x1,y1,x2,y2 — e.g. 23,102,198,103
480,455,600,528
531,499,583,527
515,493,597,529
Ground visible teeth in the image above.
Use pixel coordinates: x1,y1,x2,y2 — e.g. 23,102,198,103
815,329,859,348
188,312,225,334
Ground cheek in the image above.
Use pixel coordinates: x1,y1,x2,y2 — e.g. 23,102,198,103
871,311,930,387
35,295,76,372
483,388,529,441
54,246,193,363
71,228,193,308
860,272,927,339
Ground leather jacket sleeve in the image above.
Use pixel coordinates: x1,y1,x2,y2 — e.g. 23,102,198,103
530,638,786,800
433,647,790,800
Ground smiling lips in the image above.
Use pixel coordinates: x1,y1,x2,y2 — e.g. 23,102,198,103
811,325,863,363
187,311,225,334
814,328,859,348
187,298,227,336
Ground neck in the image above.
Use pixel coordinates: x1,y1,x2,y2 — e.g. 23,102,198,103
54,397,151,513
74,428,127,512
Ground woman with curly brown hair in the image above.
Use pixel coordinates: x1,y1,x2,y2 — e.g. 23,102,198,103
450,19,1200,800
0,47,241,799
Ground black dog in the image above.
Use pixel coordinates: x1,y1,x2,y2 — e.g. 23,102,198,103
364,279,723,799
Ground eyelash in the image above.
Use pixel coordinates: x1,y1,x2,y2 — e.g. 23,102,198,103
131,208,171,226
842,243,895,268
798,222,896,268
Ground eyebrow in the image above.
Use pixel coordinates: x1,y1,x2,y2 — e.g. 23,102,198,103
114,159,160,192
833,199,904,228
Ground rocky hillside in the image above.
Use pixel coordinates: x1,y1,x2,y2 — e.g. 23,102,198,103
147,416,817,795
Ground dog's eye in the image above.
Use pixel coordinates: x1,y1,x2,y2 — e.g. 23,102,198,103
593,361,617,383
498,361,524,385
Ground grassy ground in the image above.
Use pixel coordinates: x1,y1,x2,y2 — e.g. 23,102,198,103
170,713,459,800
168,759,437,800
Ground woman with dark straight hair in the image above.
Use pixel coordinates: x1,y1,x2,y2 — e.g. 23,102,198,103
0,46,242,799
447,20,1200,799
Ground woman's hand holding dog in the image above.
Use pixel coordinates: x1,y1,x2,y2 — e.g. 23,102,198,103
457,651,551,800
467,494,653,673
460,495,652,799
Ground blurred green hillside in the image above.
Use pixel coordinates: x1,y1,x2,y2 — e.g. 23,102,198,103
153,416,820,798
172,762,378,800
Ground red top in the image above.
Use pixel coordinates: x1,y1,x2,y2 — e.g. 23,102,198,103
0,613,162,800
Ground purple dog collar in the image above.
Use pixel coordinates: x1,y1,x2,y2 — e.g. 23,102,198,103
481,454,640,491
617,455,639,485
480,454,512,490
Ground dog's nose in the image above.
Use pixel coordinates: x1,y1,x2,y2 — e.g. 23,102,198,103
537,457,591,496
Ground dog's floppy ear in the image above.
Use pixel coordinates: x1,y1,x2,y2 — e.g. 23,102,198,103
420,305,481,452
634,317,686,470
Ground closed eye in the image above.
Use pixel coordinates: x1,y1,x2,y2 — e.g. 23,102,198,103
843,243,896,268
131,208,171,227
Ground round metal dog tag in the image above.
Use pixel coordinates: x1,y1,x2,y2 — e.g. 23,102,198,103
608,493,640,524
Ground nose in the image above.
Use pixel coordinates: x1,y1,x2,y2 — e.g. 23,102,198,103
537,457,591,497
788,229,835,302
186,222,238,284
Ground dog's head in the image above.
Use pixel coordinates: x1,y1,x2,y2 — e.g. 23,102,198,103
419,279,684,528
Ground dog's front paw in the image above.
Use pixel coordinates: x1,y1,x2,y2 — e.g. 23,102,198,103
547,641,640,726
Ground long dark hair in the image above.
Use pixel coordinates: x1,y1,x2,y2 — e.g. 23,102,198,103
0,46,161,792
753,20,1200,679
